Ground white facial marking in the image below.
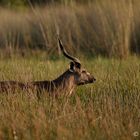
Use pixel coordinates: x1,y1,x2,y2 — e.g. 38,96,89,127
87,72,90,75
69,69,74,72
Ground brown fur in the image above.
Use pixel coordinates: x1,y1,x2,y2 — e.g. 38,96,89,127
0,37,96,97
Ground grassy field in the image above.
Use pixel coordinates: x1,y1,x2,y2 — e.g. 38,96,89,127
0,56,139,140
0,0,140,139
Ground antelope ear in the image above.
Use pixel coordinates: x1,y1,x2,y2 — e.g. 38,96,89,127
75,62,81,69
69,61,75,72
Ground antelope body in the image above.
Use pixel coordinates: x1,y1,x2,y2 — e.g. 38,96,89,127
0,37,96,97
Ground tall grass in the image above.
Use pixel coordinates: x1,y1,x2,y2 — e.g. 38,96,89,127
0,1,140,140
0,0,140,58
0,56,140,139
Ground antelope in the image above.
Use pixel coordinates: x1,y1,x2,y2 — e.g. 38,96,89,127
0,37,96,97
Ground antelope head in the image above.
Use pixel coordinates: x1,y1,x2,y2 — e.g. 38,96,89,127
58,37,96,86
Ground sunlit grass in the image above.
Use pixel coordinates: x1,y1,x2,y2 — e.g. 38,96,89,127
0,56,139,140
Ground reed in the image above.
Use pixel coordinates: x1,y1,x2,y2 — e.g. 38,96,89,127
0,0,140,58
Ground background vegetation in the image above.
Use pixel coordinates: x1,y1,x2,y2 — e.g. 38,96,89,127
0,0,140,58
0,0,94,7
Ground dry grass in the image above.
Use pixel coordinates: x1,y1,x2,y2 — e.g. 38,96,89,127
0,56,140,140
0,1,140,139
0,0,140,58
